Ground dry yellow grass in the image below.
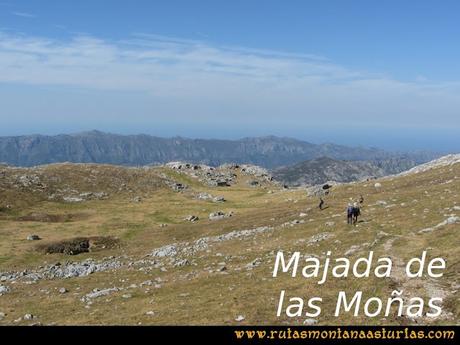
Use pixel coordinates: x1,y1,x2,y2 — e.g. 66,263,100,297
0,162,458,325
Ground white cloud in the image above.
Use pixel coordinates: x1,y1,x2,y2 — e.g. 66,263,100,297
11,11,36,18
0,32,351,88
0,31,459,129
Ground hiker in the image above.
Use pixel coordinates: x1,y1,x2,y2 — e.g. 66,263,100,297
359,194,364,205
352,202,361,224
318,197,325,210
347,203,354,225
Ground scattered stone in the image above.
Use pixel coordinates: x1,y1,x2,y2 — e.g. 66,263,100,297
149,225,274,259
122,294,132,299
281,219,304,227
27,234,41,241
246,258,262,269
307,182,337,197
161,175,190,192
235,315,245,322
146,311,155,316
419,216,460,233
0,312,5,320
374,182,382,189
63,196,84,203
240,165,272,180
196,192,213,201
16,174,42,188
151,244,178,257
185,215,199,222
325,221,335,227
303,318,318,325
81,287,120,302
165,162,189,170
173,259,190,267
209,211,226,221
77,192,108,200
23,314,35,321
345,244,369,256
140,280,153,286
0,285,9,295
307,232,333,245
58,287,68,294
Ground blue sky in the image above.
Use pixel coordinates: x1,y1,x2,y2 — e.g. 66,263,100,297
0,1,459,152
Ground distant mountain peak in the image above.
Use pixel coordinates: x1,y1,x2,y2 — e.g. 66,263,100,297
0,131,441,169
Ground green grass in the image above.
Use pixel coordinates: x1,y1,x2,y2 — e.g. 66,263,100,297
0,256,11,265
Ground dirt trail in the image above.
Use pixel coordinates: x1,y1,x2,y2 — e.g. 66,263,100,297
383,237,453,324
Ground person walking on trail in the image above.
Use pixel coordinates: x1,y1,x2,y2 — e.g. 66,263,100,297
359,195,364,205
319,197,325,210
347,203,354,224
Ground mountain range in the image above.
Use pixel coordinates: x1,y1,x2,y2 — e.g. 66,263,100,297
0,131,440,173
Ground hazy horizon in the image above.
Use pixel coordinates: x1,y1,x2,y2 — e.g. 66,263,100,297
0,126,457,154
1,1,459,153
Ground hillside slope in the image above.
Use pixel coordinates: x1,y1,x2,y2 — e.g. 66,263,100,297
0,156,458,325
272,156,422,186
273,157,385,186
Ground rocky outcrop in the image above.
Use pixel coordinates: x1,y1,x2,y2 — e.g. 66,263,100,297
418,216,460,233
164,161,274,187
396,154,460,176
0,257,124,282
